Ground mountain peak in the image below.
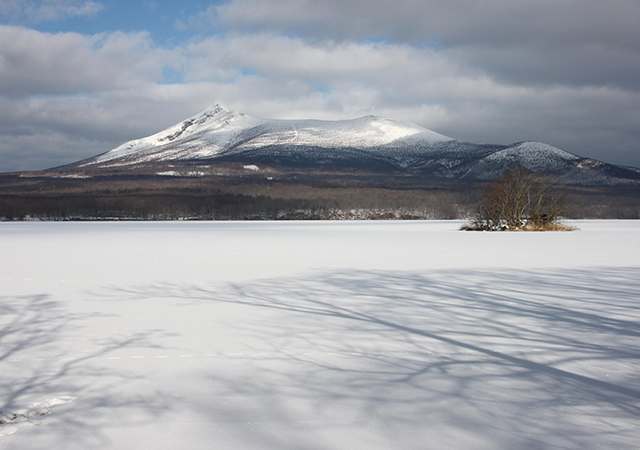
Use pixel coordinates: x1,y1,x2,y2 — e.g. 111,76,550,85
191,103,245,121
507,141,580,160
199,103,230,114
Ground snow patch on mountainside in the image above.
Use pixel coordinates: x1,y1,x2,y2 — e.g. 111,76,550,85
233,116,451,152
157,170,206,177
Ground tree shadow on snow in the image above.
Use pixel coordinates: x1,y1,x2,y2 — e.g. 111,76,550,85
101,266,640,449
0,294,173,448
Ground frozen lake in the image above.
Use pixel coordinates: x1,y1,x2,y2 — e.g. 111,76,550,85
1,220,639,449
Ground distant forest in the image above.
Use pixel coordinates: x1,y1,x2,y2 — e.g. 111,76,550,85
1,174,639,220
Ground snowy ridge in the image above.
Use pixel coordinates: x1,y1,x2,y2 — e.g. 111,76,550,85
88,105,262,165
84,104,454,166
485,142,580,171
233,116,452,151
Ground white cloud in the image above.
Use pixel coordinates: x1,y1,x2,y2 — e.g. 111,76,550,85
0,26,172,96
206,0,640,90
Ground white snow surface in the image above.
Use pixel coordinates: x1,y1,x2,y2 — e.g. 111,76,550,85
86,104,454,165
1,220,639,449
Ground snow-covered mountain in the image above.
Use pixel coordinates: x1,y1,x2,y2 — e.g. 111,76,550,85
84,104,453,166
75,104,639,184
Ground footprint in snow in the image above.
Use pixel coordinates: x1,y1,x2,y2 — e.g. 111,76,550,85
0,396,75,437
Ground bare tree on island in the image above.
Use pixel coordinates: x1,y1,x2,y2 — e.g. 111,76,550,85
463,168,573,231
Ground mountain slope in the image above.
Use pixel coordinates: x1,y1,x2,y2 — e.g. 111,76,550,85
85,104,453,166
74,104,639,185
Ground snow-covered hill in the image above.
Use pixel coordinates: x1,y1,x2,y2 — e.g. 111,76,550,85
75,104,639,184
85,104,453,166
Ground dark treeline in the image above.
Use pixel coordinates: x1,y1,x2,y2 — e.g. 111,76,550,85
0,193,325,220
0,193,466,220
0,175,638,220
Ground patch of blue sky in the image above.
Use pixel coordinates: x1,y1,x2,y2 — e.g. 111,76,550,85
6,0,226,45
238,67,257,77
310,82,332,94
161,66,185,84
363,35,444,49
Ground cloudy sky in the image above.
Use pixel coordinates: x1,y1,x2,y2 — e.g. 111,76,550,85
1,0,639,171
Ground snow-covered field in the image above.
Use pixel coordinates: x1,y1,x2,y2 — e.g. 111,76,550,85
1,220,639,449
